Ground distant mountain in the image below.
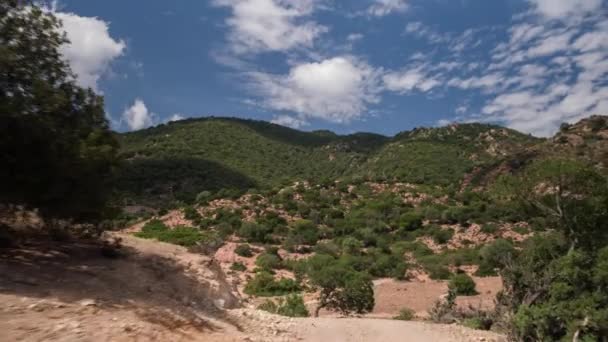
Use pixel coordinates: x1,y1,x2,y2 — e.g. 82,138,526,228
116,116,606,205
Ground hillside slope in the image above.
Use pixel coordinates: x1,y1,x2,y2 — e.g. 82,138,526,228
117,118,386,204
117,116,608,205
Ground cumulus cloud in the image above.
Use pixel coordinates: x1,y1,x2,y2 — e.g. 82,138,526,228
122,99,156,131
271,114,309,128
247,56,381,123
211,0,327,54
367,0,409,17
52,11,125,91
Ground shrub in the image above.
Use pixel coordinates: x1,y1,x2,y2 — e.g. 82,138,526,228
480,223,499,235
257,300,278,313
287,220,319,246
307,261,375,316
231,262,247,272
235,244,254,257
276,294,309,317
183,206,202,221
475,239,514,277
448,273,478,296
399,212,423,231
393,307,415,321
255,253,282,270
135,221,205,247
431,227,454,244
238,222,273,243
244,272,300,297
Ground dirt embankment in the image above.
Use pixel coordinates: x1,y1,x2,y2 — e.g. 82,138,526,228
0,232,505,341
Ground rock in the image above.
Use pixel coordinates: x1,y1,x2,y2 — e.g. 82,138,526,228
79,299,96,307
213,299,225,309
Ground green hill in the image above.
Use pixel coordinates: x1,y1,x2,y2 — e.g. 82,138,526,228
116,117,387,203
119,116,606,205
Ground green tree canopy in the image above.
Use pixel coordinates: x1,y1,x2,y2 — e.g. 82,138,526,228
0,1,118,221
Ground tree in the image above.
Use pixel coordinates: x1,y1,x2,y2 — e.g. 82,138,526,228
306,256,374,316
0,2,118,221
498,159,608,251
495,159,608,341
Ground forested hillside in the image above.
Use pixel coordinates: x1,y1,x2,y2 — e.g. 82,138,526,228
116,118,543,205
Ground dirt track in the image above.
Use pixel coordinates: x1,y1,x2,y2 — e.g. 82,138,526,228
293,317,505,342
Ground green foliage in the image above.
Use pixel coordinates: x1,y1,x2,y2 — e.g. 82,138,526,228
393,307,415,321
287,220,319,246
244,271,300,297
277,294,310,317
255,252,282,271
257,294,310,317
135,220,207,247
428,226,454,244
496,161,608,341
0,3,118,221
182,206,202,222
475,239,514,277
499,159,608,251
238,222,273,243
306,256,375,316
230,262,246,272
234,244,254,257
449,273,478,296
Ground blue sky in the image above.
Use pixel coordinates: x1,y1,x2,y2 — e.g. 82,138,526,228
50,0,607,136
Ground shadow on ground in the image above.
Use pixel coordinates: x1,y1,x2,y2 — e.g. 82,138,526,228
0,237,241,333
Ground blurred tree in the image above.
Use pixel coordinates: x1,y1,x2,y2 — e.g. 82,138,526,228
0,1,118,221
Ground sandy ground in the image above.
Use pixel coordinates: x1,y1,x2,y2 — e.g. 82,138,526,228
293,318,505,342
0,233,506,341
372,277,502,318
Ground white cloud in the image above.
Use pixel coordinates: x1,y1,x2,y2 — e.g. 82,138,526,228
53,11,126,91
271,114,309,128
347,33,364,42
212,0,327,54
433,0,608,136
122,99,155,131
383,67,440,93
248,56,381,123
367,0,409,17
167,113,185,122
404,21,450,44
527,0,602,19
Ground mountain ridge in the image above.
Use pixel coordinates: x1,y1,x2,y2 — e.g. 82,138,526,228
116,115,605,205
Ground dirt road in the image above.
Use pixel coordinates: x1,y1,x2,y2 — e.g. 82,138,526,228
292,317,505,342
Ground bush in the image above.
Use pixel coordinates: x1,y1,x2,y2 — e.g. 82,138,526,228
135,220,205,247
480,223,499,235
257,294,310,317
393,307,415,321
257,300,278,313
399,212,423,231
183,206,202,221
255,253,282,270
475,239,514,277
244,272,300,297
307,261,375,316
231,262,247,272
287,220,319,246
448,273,478,296
238,222,273,243
430,227,454,244
277,294,310,317
235,244,254,257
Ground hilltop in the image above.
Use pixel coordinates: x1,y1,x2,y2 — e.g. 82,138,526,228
116,117,544,205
